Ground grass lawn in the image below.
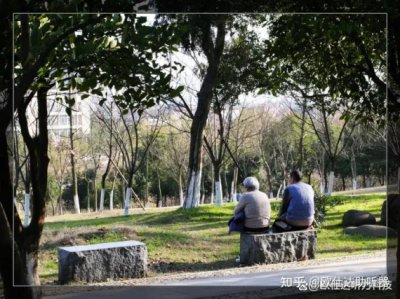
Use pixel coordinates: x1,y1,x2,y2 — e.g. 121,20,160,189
38,193,388,284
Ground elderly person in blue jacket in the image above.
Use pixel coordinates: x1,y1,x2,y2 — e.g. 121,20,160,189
234,177,271,233
277,170,315,230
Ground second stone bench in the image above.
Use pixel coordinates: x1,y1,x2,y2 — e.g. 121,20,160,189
239,229,317,265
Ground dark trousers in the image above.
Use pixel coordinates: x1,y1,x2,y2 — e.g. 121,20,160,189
243,226,269,233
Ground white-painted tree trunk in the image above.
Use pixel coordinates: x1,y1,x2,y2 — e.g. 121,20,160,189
352,178,357,192
276,184,282,199
124,187,132,216
23,193,30,227
320,179,325,194
215,180,223,207
99,188,105,212
73,194,80,214
109,190,114,211
210,191,214,204
269,192,274,199
230,179,237,203
327,171,334,195
179,175,184,207
365,176,371,188
185,170,201,208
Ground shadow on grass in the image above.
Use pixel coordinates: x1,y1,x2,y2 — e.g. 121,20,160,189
148,258,237,274
45,206,235,230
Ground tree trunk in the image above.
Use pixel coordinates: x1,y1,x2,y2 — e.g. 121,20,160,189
214,164,223,207
184,20,226,209
327,171,335,195
124,186,132,215
11,86,50,295
342,176,346,191
86,179,90,212
145,154,149,206
157,172,162,208
99,188,105,212
94,178,97,212
0,127,37,298
200,169,205,205
230,167,238,202
298,101,306,171
179,169,184,206
210,164,214,204
69,107,80,214
320,179,325,194
100,160,112,212
264,161,273,195
109,176,116,211
58,182,63,215
123,174,133,216
0,203,39,299
223,167,229,201
276,184,283,199
23,192,30,227
120,178,125,209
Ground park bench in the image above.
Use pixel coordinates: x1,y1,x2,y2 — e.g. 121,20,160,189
239,229,317,265
58,240,147,283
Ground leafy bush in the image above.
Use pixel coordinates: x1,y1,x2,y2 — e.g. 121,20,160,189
314,192,344,227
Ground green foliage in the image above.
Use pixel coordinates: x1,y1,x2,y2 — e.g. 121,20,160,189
14,14,185,117
261,14,386,125
313,192,344,226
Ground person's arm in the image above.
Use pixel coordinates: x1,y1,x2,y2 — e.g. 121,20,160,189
234,195,246,215
278,188,291,217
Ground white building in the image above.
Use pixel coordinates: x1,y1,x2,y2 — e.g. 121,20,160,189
26,90,92,139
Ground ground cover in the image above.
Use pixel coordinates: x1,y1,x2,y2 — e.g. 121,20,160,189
38,193,387,284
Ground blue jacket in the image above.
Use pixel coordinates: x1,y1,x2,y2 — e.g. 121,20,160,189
228,211,245,234
286,182,315,222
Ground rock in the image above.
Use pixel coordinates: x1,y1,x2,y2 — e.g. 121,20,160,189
381,194,400,230
342,210,376,227
239,230,317,265
58,240,147,284
344,224,397,238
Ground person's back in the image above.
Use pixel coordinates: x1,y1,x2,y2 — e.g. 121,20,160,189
286,181,314,226
236,190,270,229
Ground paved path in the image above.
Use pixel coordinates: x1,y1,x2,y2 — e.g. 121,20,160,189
163,255,387,287
46,254,390,299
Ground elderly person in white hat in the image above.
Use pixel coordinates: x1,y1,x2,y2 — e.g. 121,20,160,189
234,176,271,233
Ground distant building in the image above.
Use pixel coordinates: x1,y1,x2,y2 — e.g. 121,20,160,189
25,90,92,139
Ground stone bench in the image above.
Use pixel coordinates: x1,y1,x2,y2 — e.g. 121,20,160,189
240,230,317,265
58,240,147,283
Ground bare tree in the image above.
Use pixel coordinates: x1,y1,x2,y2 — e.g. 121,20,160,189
112,104,163,215
49,138,70,215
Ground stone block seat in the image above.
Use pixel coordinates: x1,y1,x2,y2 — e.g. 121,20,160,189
58,240,147,284
239,229,317,265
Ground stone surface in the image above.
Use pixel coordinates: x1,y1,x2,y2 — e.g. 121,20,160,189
381,194,400,230
344,224,398,238
240,230,317,265
58,240,147,284
342,209,376,227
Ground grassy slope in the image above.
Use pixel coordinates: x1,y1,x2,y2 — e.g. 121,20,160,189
39,193,387,283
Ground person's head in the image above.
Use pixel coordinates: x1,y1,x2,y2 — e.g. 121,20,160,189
289,170,302,184
243,177,260,192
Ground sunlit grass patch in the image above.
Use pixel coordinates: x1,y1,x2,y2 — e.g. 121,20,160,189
39,193,387,284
